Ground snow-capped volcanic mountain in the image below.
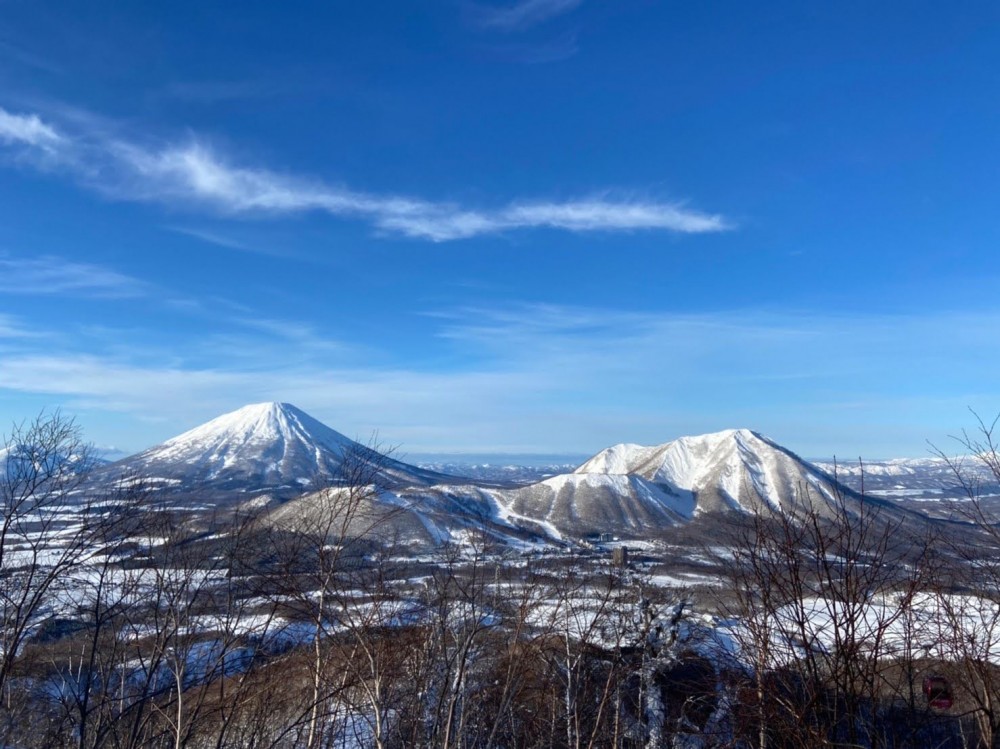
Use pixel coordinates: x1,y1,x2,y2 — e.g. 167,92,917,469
495,428,891,537
108,402,448,498
94,411,929,543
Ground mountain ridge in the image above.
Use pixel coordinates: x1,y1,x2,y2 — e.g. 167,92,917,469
88,403,934,543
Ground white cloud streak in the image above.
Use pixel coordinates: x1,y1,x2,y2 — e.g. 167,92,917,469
0,40,64,74
504,200,727,233
0,314,38,339
0,352,543,451
164,226,266,254
476,0,583,31
0,105,731,241
2,304,1000,456
0,109,62,149
0,255,146,297
113,142,730,239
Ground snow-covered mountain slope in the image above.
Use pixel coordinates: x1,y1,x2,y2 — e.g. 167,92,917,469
489,429,903,538
107,402,449,497
499,473,695,538
814,457,954,479
269,482,554,549
91,410,937,544
575,428,856,516
811,457,993,498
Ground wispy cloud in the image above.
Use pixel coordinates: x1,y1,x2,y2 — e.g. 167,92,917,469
475,0,582,31
159,79,287,103
0,350,541,450
112,140,729,239
480,31,579,64
0,314,38,339
432,302,1000,413
0,40,63,74
0,255,147,297
0,105,731,241
156,76,332,104
3,302,1000,456
503,199,726,233
228,316,352,356
0,109,62,149
164,225,275,255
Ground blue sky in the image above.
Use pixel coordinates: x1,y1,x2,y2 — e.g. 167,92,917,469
1,0,999,459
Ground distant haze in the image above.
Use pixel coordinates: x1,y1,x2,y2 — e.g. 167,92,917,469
406,453,589,467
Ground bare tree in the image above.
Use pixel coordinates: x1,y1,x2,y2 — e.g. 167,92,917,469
40,475,151,749
718,473,932,749
930,411,1000,748
266,439,408,749
0,412,105,741
408,536,506,749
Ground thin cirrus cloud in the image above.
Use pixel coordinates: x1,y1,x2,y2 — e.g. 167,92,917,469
0,108,61,149
431,303,1000,395
475,0,583,31
3,304,1000,454
483,31,580,64
0,39,63,74
0,255,147,297
164,226,277,256
0,105,731,241
0,313,39,339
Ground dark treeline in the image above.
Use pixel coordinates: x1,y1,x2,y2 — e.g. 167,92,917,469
4,412,1000,748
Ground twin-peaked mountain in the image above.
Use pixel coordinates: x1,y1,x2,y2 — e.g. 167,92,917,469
575,428,849,515
502,429,875,537
100,403,897,543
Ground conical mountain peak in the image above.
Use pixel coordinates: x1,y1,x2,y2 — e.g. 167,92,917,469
117,402,439,496
158,401,354,455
